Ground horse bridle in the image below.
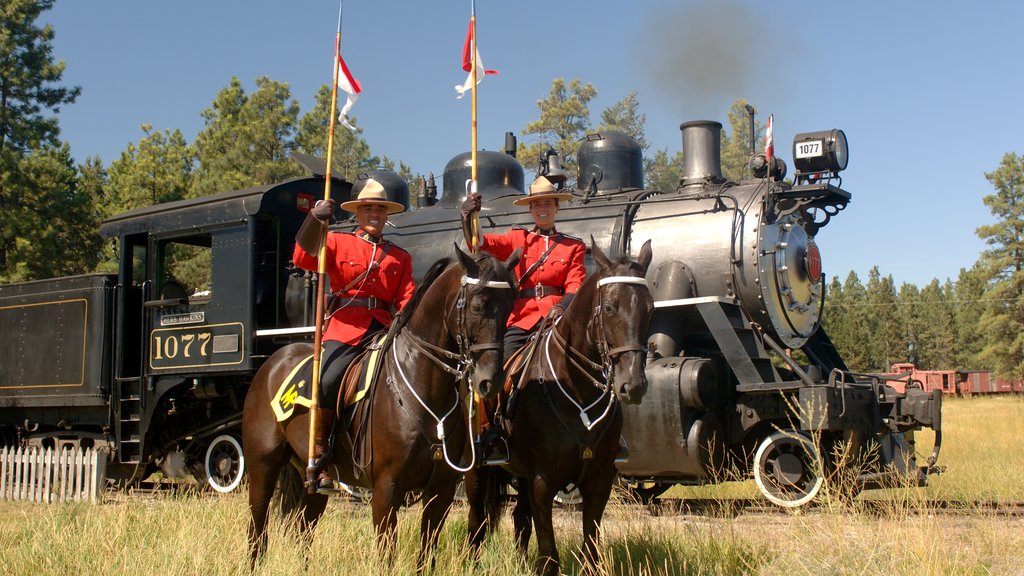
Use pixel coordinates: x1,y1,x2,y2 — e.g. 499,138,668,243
389,272,513,472
399,274,513,379
544,273,651,430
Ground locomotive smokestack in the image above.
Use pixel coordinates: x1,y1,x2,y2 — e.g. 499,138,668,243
679,120,723,189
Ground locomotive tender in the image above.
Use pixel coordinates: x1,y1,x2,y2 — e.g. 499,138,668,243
0,117,941,505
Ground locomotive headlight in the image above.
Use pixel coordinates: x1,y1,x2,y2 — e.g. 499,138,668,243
792,129,848,175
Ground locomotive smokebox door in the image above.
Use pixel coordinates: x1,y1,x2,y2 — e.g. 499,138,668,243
755,213,824,349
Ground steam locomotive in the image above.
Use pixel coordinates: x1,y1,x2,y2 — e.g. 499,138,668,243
387,120,942,506
0,117,941,505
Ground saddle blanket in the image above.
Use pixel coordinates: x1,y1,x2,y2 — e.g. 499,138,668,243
270,333,389,422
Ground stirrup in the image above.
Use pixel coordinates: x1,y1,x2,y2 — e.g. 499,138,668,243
480,432,510,466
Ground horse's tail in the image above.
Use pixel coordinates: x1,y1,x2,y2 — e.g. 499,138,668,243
480,465,511,535
273,458,305,524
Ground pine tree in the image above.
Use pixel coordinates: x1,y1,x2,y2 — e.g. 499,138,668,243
976,153,1024,381
190,77,300,198
0,0,81,280
105,124,193,217
294,84,378,182
518,78,597,187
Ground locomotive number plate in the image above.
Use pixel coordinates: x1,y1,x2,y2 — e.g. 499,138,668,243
149,322,245,370
795,140,823,159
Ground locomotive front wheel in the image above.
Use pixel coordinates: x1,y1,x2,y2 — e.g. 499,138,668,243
205,435,245,493
753,430,824,508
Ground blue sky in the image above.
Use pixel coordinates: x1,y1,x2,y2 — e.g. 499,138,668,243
40,1,1023,288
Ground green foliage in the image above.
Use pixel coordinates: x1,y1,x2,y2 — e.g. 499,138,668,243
597,91,648,152
0,0,81,280
518,78,597,187
953,264,989,369
975,153,1024,380
104,124,192,217
190,77,301,198
2,143,101,281
720,99,763,183
645,148,685,192
293,84,379,182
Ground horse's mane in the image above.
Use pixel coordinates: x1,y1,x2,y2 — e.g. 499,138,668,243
388,256,451,336
465,251,518,296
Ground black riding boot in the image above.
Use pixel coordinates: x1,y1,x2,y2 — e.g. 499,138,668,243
305,408,336,493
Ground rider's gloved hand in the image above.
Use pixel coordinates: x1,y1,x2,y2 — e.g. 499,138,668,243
460,193,482,217
311,198,337,222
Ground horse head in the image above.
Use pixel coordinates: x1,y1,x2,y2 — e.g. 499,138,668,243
590,238,654,405
453,245,520,400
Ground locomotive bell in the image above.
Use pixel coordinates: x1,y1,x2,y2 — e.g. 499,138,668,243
541,149,568,185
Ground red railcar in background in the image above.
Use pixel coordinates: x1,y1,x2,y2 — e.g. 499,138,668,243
885,363,1022,396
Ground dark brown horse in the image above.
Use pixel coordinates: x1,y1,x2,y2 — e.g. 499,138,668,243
243,247,519,572
466,239,653,576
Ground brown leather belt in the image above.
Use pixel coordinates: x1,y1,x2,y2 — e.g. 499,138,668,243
519,285,564,300
328,296,394,314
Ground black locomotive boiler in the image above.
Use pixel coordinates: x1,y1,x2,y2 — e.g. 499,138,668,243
387,120,942,506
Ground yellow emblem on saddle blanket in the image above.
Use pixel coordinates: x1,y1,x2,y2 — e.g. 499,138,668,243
270,333,389,422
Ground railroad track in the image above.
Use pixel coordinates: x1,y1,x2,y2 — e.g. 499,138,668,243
105,482,1024,518
641,497,1024,517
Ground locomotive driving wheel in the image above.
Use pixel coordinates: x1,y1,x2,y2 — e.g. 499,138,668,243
753,430,823,508
204,434,245,493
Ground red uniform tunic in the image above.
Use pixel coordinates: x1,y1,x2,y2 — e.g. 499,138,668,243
292,231,415,345
480,227,586,330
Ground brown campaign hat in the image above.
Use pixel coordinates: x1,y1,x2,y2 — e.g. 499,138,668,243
512,176,573,206
340,178,406,214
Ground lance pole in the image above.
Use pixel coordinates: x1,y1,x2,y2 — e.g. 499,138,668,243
307,4,344,487
468,0,480,253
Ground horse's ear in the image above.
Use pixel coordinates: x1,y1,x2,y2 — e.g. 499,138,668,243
638,239,653,275
504,247,522,271
453,243,480,277
590,235,612,271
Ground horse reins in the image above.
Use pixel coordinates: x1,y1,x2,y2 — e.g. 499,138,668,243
387,273,513,473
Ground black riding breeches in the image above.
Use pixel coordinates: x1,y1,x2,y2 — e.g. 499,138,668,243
320,319,385,406
504,325,533,362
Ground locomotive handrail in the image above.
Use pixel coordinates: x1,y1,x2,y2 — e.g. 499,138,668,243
143,297,188,308
255,326,316,336
653,295,737,309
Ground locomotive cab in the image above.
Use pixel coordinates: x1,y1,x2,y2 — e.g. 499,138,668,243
94,175,350,488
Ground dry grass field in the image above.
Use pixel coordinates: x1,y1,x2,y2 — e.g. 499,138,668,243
1,396,1022,576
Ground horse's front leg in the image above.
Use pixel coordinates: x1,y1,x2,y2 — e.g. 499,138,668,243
578,462,617,575
417,475,458,575
526,473,560,576
371,476,402,569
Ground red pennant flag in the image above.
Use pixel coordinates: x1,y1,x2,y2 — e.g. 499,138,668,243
337,53,362,130
455,21,498,98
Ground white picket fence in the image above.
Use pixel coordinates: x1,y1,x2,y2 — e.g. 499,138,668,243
0,446,106,503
